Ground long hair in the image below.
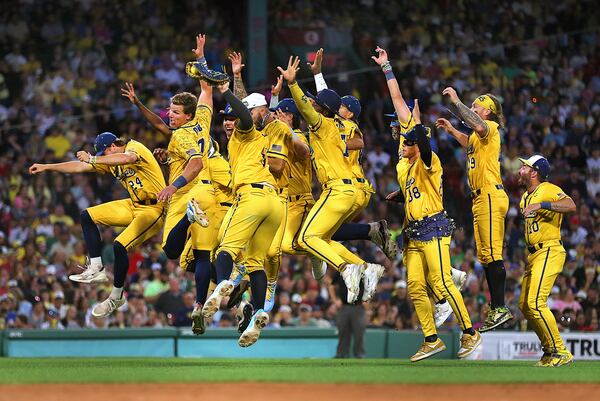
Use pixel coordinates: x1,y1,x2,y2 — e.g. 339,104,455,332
485,93,505,129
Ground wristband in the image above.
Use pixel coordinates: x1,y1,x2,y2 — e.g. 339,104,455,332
381,62,392,72
540,201,551,210
196,56,208,67
384,70,396,81
172,176,188,189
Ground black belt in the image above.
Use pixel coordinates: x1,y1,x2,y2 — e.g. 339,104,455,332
470,184,504,199
135,199,158,205
356,178,366,183
288,194,302,202
251,183,274,189
220,202,232,207
278,187,285,194
528,240,562,254
201,179,212,184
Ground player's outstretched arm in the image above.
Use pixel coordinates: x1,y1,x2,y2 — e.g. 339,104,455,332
346,127,364,150
372,47,411,125
121,82,171,137
523,195,576,217
29,161,93,174
442,87,488,138
229,51,248,99
269,75,284,108
191,33,214,109
412,100,432,168
278,56,320,128
308,48,328,92
435,117,468,148
76,150,137,166
216,81,254,131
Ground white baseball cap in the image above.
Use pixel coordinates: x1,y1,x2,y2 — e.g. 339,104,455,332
242,93,267,110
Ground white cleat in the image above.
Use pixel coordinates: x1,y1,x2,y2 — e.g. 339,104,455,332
310,255,327,281
92,296,125,318
434,301,453,327
69,262,109,284
186,198,209,227
362,263,385,302
202,279,234,319
238,309,269,348
341,264,364,303
451,267,467,291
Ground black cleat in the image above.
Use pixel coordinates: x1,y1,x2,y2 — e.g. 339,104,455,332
227,279,249,309
237,302,254,333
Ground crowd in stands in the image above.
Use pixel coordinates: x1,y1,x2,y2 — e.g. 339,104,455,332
0,1,598,334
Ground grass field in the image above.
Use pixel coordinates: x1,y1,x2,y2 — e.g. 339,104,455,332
1,358,600,384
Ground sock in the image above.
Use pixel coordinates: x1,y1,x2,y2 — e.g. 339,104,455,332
436,299,447,305
110,286,124,300
463,327,476,336
425,334,438,343
193,250,212,304
210,263,217,283
488,260,506,309
80,210,102,269
331,223,370,241
113,241,129,288
215,251,234,283
483,264,494,305
249,270,267,310
163,216,191,259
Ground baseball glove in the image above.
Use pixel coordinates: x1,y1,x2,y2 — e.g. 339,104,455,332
185,61,229,85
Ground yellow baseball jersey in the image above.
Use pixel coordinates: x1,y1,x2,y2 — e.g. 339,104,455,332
466,120,502,191
228,124,276,192
288,130,313,196
166,131,202,191
519,182,569,246
308,114,354,184
264,119,291,191
177,103,213,181
92,140,165,202
208,152,233,205
397,152,444,222
341,119,366,180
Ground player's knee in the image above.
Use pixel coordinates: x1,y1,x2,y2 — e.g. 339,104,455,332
407,278,427,294
526,298,542,317
193,249,211,262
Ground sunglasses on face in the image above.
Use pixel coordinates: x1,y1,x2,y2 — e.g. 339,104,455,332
404,140,416,146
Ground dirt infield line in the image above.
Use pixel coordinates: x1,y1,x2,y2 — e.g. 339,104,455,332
2,383,599,401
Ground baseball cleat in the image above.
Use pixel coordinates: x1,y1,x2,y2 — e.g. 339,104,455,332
362,263,385,302
264,281,277,313
370,220,398,260
230,264,246,287
237,301,254,333
191,303,206,335
434,301,453,328
457,331,482,358
92,296,125,318
410,339,447,362
535,351,554,367
238,309,269,348
310,255,327,281
202,279,234,319
186,198,209,227
341,264,364,303
550,350,574,367
451,267,467,291
227,279,249,309
69,260,109,284
480,306,513,332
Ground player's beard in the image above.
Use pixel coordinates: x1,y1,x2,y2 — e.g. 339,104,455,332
517,173,530,188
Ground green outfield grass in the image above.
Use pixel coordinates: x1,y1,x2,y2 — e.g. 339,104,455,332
1,358,599,384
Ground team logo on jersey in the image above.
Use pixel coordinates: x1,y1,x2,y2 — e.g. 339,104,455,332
406,177,415,189
467,144,474,155
115,167,136,180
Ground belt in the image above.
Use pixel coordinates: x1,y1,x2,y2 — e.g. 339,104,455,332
288,194,302,202
220,202,232,207
355,178,366,183
528,240,562,254
201,179,212,184
250,183,275,190
278,187,286,194
470,184,504,199
322,178,353,189
135,199,158,205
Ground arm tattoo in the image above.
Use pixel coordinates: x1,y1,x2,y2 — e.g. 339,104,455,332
233,76,248,99
455,101,488,135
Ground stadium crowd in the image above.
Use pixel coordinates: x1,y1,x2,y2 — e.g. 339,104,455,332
0,1,598,335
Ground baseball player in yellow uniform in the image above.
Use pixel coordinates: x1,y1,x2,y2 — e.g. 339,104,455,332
201,81,284,347
120,34,221,335
373,47,481,361
517,155,576,367
29,133,166,317
437,87,512,332
278,56,384,304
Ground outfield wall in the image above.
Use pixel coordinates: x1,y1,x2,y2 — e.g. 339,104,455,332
1,329,599,359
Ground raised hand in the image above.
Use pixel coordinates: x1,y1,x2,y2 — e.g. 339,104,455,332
29,164,47,174
435,118,453,131
274,109,292,127
442,87,460,104
192,34,206,59
228,52,245,77
121,82,138,104
271,75,284,96
307,48,324,74
76,151,92,163
216,80,230,94
412,99,421,124
277,56,300,83
371,46,389,66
